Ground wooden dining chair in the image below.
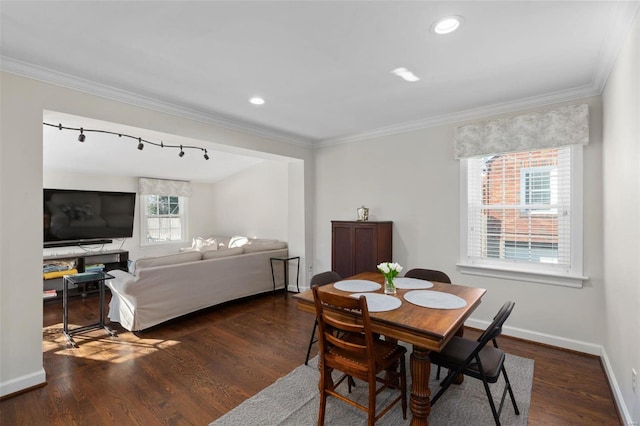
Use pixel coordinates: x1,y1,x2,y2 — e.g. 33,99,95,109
305,271,342,365
429,301,519,426
312,286,407,426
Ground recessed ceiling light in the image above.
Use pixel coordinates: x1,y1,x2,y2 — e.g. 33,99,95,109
432,16,463,35
249,97,265,105
391,67,420,82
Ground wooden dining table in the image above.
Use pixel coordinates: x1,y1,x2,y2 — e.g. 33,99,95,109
294,271,486,426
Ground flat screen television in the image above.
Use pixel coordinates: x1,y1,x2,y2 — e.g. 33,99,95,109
44,188,136,247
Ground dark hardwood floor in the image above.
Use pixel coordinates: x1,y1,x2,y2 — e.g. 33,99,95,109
1,293,621,425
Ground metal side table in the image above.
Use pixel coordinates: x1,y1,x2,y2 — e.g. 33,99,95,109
270,256,300,298
63,271,117,347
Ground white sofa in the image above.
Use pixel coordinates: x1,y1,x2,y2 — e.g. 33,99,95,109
107,238,287,331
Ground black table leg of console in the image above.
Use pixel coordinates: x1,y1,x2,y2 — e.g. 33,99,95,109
270,256,301,299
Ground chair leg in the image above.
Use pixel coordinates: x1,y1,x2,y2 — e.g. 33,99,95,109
305,320,318,365
477,365,502,426
368,374,376,426
480,376,501,426
400,355,407,419
318,365,328,426
501,366,520,415
431,366,463,406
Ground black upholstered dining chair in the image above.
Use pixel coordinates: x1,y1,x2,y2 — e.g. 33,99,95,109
404,268,452,284
312,286,407,425
429,301,520,426
304,271,342,365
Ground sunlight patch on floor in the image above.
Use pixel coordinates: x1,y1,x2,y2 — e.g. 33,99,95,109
43,323,180,363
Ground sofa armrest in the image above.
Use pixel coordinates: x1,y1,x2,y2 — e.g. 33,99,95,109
107,269,138,294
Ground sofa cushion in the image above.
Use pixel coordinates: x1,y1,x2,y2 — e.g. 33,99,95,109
202,247,244,260
241,241,288,253
247,238,279,245
134,251,202,272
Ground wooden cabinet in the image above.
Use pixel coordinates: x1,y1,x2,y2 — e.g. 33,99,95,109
331,221,392,279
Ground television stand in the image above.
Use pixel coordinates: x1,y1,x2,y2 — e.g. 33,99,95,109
43,250,129,301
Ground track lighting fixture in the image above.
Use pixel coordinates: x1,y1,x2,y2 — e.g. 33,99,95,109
43,122,212,162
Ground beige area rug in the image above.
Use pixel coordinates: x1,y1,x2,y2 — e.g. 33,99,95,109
211,348,533,426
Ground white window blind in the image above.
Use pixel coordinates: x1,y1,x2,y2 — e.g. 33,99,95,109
466,147,573,274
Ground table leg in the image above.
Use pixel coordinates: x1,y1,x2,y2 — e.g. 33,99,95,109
410,345,432,426
283,260,289,298
99,280,116,337
62,277,77,347
295,258,300,293
270,259,276,296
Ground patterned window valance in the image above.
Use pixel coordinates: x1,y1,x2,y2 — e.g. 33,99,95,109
454,104,589,159
138,177,192,197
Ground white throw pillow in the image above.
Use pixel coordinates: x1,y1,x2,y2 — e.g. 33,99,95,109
202,237,218,251
228,235,249,248
191,237,205,251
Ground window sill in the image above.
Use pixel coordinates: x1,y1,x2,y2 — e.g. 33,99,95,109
456,263,588,288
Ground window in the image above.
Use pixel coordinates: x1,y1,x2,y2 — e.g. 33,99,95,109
140,194,187,244
520,166,557,214
460,146,584,287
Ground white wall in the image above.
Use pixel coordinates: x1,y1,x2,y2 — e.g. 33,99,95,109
0,71,313,397
210,160,289,240
314,96,606,353
42,170,217,260
602,12,640,424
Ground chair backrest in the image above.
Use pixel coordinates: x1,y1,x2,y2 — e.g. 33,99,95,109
477,301,515,346
404,268,451,284
312,286,375,371
310,271,342,288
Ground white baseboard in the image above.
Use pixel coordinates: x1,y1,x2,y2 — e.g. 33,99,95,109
0,368,46,398
465,317,602,355
600,348,638,426
466,318,637,425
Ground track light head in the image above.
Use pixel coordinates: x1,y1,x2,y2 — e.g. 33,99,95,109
204,150,209,160
179,145,185,157
78,128,85,142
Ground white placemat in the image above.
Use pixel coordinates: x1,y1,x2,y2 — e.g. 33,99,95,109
394,277,434,289
333,280,381,292
403,290,467,309
349,293,402,312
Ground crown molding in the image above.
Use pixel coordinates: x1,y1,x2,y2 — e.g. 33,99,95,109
590,1,640,94
0,56,313,148
315,83,602,148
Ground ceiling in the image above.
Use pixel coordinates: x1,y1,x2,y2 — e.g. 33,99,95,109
2,1,639,181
